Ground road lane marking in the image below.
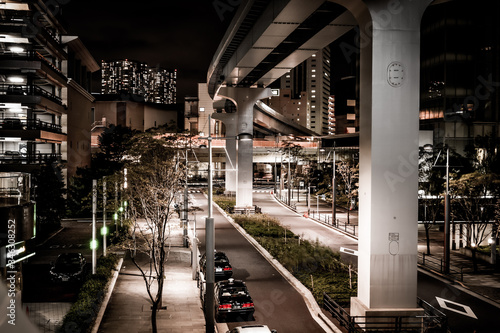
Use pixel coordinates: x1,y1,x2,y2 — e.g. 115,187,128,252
436,296,477,319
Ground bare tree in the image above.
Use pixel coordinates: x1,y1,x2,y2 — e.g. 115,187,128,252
123,132,185,333
337,159,358,224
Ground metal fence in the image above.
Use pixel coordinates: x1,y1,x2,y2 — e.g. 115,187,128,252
323,293,448,333
418,252,464,281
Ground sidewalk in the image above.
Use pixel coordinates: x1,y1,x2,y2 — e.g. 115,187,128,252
96,218,206,333
417,224,500,305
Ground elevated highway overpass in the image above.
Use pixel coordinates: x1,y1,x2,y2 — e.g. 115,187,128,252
205,0,443,329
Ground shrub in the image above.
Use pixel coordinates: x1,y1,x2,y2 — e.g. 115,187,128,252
58,253,119,333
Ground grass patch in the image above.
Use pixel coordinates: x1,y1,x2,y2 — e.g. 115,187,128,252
228,212,357,307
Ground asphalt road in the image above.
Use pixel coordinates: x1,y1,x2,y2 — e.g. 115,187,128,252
22,220,93,303
253,192,500,333
191,192,326,333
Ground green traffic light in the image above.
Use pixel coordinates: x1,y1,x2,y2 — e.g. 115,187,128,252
90,239,98,250
101,226,108,235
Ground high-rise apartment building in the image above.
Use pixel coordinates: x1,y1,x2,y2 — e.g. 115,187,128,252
274,48,331,135
101,60,177,104
0,1,98,267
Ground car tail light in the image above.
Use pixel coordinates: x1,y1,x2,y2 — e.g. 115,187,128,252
242,302,254,308
219,304,232,309
223,267,232,271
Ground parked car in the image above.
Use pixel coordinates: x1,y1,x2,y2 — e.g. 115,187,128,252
215,278,254,321
199,251,233,280
50,252,87,282
227,325,277,333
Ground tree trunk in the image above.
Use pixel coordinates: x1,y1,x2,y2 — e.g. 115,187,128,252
425,224,431,255
151,302,158,333
472,248,478,273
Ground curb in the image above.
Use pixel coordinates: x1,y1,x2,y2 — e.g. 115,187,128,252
214,203,341,333
91,256,124,333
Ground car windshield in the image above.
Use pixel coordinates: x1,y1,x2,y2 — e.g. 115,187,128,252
54,255,81,271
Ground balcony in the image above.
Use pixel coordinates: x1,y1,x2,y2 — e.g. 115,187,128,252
0,84,63,106
0,118,62,133
0,152,62,165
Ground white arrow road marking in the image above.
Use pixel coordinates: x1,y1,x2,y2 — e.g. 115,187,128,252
435,296,478,319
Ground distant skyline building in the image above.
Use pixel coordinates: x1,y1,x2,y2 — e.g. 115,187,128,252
101,60,177,104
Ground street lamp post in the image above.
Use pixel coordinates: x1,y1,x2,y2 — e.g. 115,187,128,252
91,179,97,275
205,114,215,333
103,178,107,256
444,148,451,274
332,147,336,226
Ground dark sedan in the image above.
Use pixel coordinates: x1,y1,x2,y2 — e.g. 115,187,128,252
200,251,233,280
50,252,87,283
215,278,255,322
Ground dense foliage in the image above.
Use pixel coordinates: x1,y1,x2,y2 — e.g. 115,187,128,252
58,254,119,333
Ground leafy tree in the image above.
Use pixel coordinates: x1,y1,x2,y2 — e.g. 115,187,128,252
450,171,499,272
93,124,136,175
122,131,184,333
418,147,445,254
32,161,66,236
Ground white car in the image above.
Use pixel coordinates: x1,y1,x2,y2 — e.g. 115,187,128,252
227,325,277,333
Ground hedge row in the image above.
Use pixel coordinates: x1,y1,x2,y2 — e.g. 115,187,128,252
57,253,119,333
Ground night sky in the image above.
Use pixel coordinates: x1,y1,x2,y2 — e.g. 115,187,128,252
60,0,237,101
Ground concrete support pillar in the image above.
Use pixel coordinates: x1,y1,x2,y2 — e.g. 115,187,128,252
212,112,237,194
332,0,432,316
217,87,273,210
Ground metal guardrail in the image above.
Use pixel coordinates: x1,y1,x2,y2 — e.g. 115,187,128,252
418,252,464,281
323,293,449,333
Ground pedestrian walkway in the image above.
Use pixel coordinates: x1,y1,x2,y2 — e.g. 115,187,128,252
96,218,206,333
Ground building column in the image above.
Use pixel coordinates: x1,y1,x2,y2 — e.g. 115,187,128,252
217,87,273,210
212,112,237,194
333,0,432,317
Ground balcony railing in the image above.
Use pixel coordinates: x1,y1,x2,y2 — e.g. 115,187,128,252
0,153,62,165
0,84,62,104
0,118,63,133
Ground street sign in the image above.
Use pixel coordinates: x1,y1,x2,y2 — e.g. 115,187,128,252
340,247,358,256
